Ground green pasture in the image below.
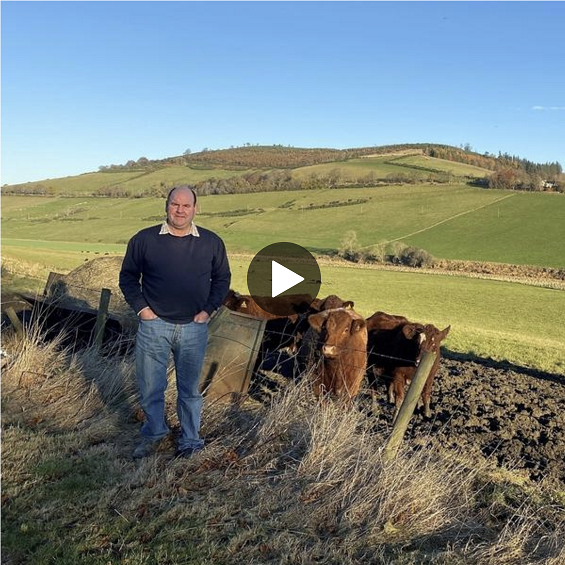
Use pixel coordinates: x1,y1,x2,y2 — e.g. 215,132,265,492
2,166,256,196
2,185,564,267
292,154,490,181
293,155,409,179
114,165,257,194
3,171,140,196
405,191,565,267
393,154,492,177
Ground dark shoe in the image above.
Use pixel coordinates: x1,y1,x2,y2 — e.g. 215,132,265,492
175,446,203,459
133,437,165,459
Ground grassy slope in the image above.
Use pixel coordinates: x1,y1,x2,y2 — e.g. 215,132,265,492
2,153,489,196
2,167,257,196
393,154,492,176
3,185,563,267
115,166,259,193
405,192,565,266
292,153,491,181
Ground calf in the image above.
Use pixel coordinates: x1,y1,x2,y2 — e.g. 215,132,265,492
366,311,450,418
301,308,368,402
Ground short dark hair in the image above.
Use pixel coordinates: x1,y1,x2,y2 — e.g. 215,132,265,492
166,185,197,207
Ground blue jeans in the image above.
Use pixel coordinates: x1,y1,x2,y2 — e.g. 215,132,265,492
135,318,208,450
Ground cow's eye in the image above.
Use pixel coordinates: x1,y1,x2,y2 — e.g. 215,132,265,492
343,327,349,333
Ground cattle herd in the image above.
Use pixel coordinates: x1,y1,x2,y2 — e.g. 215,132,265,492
222,290,451,420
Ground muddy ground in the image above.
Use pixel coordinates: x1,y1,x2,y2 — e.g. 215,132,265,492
255,353,565,485
385,356,565,485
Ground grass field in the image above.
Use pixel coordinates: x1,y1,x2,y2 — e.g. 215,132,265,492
392,154,492,177
2,166,257,196
404,191,565,266
3,184,564,267
292,153,490,182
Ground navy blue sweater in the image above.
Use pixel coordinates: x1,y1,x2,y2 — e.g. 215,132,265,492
119,225,231,323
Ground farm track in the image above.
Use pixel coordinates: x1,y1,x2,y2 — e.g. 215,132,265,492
385,193,517,243
370,357,565,485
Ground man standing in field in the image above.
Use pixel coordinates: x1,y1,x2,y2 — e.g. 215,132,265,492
119,185,231,459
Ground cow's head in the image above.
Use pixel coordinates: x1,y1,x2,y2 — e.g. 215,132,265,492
396,322,427,365
308,309,367,359
422,324,451,353
314,295,355,311
222,289,241,309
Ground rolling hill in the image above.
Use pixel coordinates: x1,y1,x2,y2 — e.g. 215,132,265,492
1,144,497,197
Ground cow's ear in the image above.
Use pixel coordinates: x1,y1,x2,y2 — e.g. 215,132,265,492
351,318,366,333
402,323,420,340
308,313,325,332
440,325,451,339
343,301,355,309
310,299,322,312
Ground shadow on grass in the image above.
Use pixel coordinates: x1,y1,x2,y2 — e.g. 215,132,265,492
443,348,565,386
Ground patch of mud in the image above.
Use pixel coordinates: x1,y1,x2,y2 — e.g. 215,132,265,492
252,353,565,484
373,358,565,484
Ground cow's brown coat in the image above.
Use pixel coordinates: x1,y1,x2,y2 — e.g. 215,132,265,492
304,308,368,402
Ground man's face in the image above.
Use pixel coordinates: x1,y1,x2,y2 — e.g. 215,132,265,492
167,188,196,231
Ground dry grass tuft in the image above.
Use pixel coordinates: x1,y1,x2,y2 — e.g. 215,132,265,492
2,319,564,564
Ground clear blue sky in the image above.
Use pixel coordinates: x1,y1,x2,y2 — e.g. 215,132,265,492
2,1,564,185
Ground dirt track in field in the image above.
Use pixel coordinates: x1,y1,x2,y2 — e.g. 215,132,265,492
370,356,565,485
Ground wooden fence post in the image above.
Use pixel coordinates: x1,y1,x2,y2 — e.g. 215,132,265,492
92,288,112,350
383,349,437,463
5,307,24,337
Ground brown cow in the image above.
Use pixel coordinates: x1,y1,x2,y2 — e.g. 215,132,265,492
222,288,241,310
366,311,450,418
301,308,368,402
225,292,313,321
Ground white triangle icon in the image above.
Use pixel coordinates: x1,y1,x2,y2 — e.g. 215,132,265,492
272,260,304,297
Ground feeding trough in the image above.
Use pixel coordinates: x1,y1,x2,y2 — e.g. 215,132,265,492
199,306,266,402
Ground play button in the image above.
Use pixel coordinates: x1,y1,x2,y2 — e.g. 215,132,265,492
247,242,322,317
271,261,304,297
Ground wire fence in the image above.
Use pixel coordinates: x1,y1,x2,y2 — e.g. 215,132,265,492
6,279,427,370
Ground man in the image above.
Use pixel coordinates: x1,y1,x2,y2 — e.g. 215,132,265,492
119,185,231,459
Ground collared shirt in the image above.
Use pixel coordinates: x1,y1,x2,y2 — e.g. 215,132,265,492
159,221,200,237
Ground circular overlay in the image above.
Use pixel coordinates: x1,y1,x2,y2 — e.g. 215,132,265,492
247,242,322,317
